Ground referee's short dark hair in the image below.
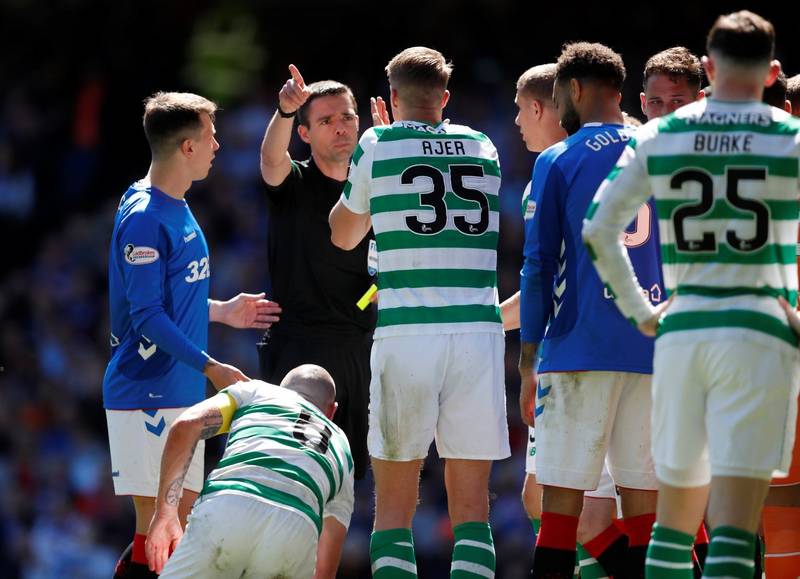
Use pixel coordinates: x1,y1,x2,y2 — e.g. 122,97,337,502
297,81,357,128
143,92,217,159
556,42,626,92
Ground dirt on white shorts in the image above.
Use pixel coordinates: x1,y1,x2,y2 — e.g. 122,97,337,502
526,426,617,499
534,371,656,491
368,333,510,461
160,493,319,579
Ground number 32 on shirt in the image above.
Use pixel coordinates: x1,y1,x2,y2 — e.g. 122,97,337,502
185,257,210,283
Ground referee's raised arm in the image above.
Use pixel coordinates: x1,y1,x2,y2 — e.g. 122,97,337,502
261,64,309,187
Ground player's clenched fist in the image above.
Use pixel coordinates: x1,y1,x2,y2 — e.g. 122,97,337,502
278,64,310,115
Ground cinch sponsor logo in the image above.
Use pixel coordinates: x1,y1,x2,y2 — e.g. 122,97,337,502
124,244,159,265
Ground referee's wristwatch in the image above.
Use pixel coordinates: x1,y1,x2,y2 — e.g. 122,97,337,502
277,104,296,118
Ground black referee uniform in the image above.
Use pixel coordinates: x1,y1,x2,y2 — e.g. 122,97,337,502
259,157,375,479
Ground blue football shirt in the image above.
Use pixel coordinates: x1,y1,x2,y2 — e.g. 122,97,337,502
520,123,663,374
103,180,211,409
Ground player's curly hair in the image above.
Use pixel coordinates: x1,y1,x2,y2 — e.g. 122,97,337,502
787,75,800,113
643,47,703,91
556,42,626,91
763,70,788,109
707,10,774,64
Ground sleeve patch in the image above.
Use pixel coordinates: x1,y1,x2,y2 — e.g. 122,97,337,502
124,244,160,265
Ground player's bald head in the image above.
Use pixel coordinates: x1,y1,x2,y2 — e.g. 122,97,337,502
280,364,336,411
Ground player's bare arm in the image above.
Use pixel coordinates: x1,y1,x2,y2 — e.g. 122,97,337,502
329,201,372,251
203,357,248,391
145,398,229,573
209,292,281,329
518,342,540,427
314,516,348,579
501,291,521,331
261,64,309,186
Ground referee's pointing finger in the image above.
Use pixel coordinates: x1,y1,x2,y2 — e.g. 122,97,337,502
288,64,306,90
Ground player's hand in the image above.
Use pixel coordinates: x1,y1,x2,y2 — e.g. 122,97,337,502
370,96,391,126
278,64,310,115
778,295,800,337
146,510,183,574
204,358,249,390
518,367,538,427
637,296,673,337
216,292,281,329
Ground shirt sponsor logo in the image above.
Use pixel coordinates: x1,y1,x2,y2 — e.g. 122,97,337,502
524,199,536,220
124,244,159,265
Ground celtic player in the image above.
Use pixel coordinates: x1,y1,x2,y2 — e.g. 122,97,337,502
330,46,508,578
146,365,354,578
583,11,799,579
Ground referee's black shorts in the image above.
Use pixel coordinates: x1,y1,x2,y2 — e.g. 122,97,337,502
258,330,372,480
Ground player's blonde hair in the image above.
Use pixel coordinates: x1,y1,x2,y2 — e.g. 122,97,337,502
386,46,452,108
516,64,557,102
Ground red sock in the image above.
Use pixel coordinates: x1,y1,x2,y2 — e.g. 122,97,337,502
584,522,624,559
132,533,148,565
695,523,709,546
622,513,656,547
536,512,579,551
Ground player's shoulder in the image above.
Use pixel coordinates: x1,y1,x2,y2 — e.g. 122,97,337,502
536,139,570,171
117,181,163,229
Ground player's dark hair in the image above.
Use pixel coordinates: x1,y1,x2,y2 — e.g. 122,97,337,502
643,47,703,92
786,74,800,114
706,10,775,64
763,70,788,108
517,64,558,102
296,81,357,128
143,92,217,159
386,46,453,108
556,42,626,91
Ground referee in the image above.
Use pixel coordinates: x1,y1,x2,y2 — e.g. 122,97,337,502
258,64,375,479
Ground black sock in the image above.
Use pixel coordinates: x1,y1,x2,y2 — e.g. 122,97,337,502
694,541,708,573
624,544,648,579
113,543,158,579
596,533,629,578
113,542,133,578
530,545,576,578
753,534,763,579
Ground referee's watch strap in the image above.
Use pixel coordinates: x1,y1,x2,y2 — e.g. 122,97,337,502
277,104,296,118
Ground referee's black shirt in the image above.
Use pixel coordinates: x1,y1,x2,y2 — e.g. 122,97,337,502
264,157,376,337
